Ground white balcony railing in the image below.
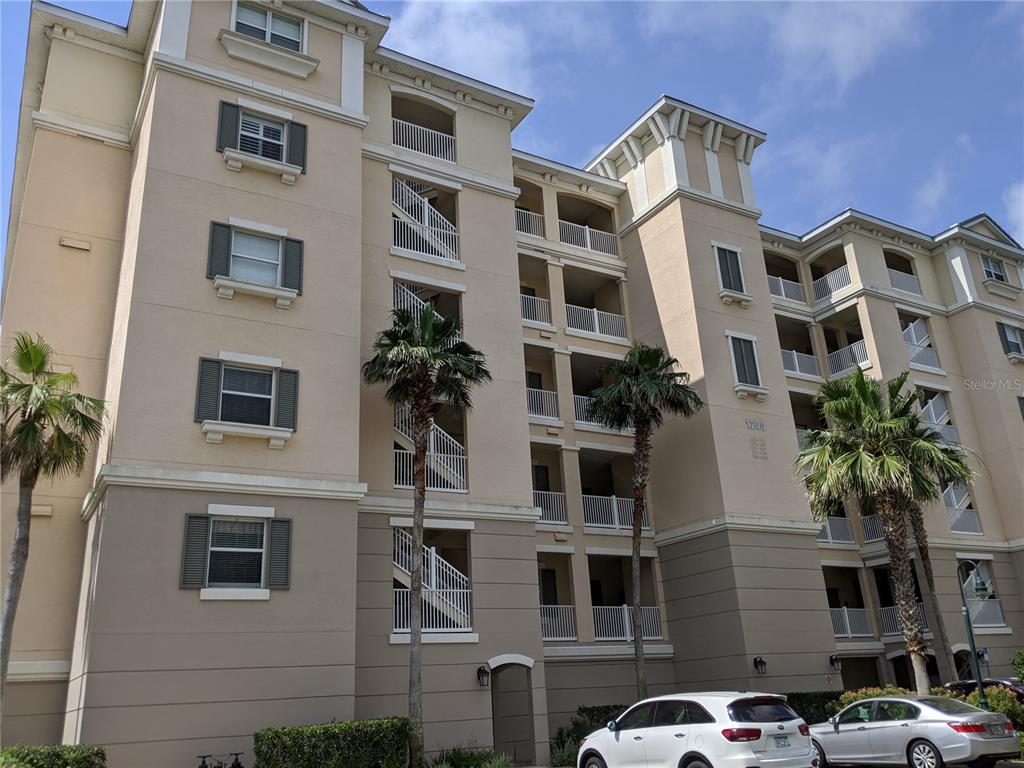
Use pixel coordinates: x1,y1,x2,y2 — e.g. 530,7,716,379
879,603,929,636
526,387,559,419
967,598,1005,627
861,514,884,542
392,118,455,162
830,607,873,638
813,264,852,301
573,395,633,430
565,304,627,339
520,294,552,325
582,494,648,530
534,490,567,524
558,220,618,256
888,268,921,295
768,275,805,302
393,588,472,632
515,209,545,237
540,605,577,640
394,449,467,492
781,349,821,377
817,516,855,544
947,506,982,534
906,342,940,369
593,605,662,641
926,421,960,445
827,339,869,376
393,219,460,263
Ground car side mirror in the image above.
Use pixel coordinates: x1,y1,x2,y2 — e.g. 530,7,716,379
607,720,618,732
830,716,838,730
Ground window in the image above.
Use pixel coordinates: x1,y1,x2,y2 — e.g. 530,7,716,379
235,2,302,52
873,701,919,721
532,464,550,492
221,366,274,426
207,517,266,587
728,698,800,723
982,256,1007,283
998,323,1024,356
716,246,745,294
239,112,285,162
730,336,761,387
685,702,715,724
652,701,688,727
617,702,655,731
231,230,280,286
526,371,543,390
837,702,873,724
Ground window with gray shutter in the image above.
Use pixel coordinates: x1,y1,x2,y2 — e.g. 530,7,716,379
998,323,1023,355
239,113,285,162
217,102,241,152
207,222,232,279
731,336,760,386
181,515,211,588
717,247,744,293
281,238,303,293
207,517,266,587
195,358,223,422
286,122,307,173
267,518,292,589
274,369,299,431
221,366,274,426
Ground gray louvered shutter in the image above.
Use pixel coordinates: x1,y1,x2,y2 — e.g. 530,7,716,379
207,222,232,279
217,102,240,152
267,518,292,589
181,515,210,588
718,248,743,293
195,358,223,422
997,323,1012,354
281,238,303,294
742,341,760,386
286,121,307,172
274,369,299,431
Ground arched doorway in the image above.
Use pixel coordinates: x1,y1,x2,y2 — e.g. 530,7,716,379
488,654,536,765
889,650,940,688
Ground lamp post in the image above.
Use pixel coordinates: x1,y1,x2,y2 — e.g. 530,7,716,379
955,561,989,710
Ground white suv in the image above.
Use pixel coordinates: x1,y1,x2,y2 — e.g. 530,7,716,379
577,692,817,768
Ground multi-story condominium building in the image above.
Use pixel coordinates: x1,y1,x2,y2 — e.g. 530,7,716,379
2,0,1022,764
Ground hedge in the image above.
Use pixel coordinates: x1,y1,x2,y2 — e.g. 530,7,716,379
781,691,844,724
253,717,408,768
0,746,105,768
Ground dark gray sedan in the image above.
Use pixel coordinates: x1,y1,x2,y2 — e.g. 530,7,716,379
809,696,1019,768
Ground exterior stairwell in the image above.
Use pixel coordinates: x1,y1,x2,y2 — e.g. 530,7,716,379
393,527,472,632
393,403,467,491
392,177,459,262
921,392,959,444
392,283,460,345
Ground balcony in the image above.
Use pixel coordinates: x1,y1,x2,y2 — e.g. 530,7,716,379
392,118,455,162
827,339,869,376
520,293,552,325
879,603,929,636
926,421,960,445
907,342,940,369
967,598,1005,627
817,516,855,544
573,394,633,431
566,305,627,339
830,607,873,638
593,605,662,641
559,220,618,256
768,275,806,302
526,387,559,419
782,349,821,378
888,267,921,295
515,208,545,238
582,494,648,530
392,527,472,633
861,514,884,543
539,604,577,640
534,490,567,524
392,177,459,263
813,264,852,301
944,484,981,534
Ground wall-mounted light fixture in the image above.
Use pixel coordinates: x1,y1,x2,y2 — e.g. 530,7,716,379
753,656,767,675
477,665,491,687
829,654,843,673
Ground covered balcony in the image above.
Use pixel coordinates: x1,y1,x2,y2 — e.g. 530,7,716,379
393,279,460,325
557,194,617,256
824,567,873,638
514,177,545,238
391,94,455,162
821,308,869,376
886,251,921,295
790,391,825,452
873,566,929,638
393,403,467,492
531,444,567,524
810,245,852,302
960,560,1006,627
392,174,459,263
901,313,940,369
817,501,856,545
944,483,981,534
519,254,552,325
524,345,559,421
579,448,643,530
393,526,471,632
571,353,632,431
765,251,806,302
588,554,661,640
538,552,576,640
920,389,959,445
777,316,821,378
564,267,627,340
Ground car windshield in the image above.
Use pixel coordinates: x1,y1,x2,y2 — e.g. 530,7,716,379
921,697,981,715
729,698,799,723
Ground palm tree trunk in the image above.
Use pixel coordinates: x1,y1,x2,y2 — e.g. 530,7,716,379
631,419,652,700
407,395,431,768
1,467,38,710
908,501,956,683
879,494,930,694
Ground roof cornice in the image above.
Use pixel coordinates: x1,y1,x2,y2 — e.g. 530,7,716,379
512,149,625,196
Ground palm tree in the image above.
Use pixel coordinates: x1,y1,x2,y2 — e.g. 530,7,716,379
362,307,490,768
588,343,703,699
797,368,971,694
0,333,104,707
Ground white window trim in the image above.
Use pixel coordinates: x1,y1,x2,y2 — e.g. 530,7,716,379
231,0,307,54
220,363,275,428
725,330,769,401
218,351,283,368
712,241,752,308
214,276,297,309
228,217,288,238
981,255,1007,283
208,503,275,518
223,148,303,185
202,514,269,595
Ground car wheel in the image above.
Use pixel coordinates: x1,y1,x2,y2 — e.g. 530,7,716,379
583,755,607,768
813,740,828,768
908,740,944,768
684,760,711,768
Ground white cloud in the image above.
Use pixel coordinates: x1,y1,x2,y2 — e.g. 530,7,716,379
908,133,975,230
1003,180,1024,244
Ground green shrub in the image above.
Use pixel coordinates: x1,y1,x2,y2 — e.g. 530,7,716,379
782,692,844,723
963,687,1024,728
549,703,627,762
428,746,510,768
0,746,106,768
253,717,408,768
1012,650,1024,680
548,739,579,767
834,685,912,712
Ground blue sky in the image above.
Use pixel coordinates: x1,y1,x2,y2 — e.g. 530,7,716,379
3,0,1023,273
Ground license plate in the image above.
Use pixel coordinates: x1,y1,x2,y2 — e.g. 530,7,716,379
987,724,1003,735
774,735,790,748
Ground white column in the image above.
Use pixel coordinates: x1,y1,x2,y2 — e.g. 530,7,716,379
341,31,365,115
156,0,192,59
702,120,724,198
944,243,976,303
735,134,756,207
